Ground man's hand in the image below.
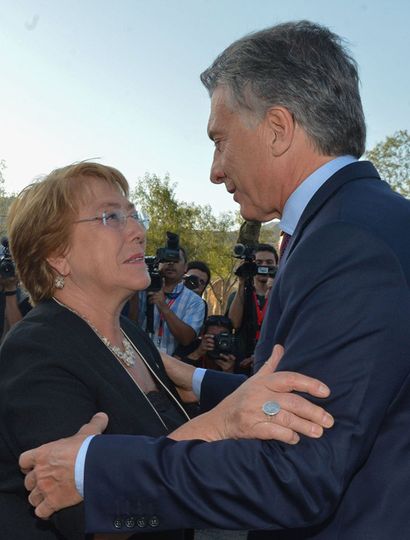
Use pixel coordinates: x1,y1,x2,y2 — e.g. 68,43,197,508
240,355,254,369
170,345,334,443
215,353,236,373
0,275,19,292
198,333,216,354
147,289,168,311
19,412,109,519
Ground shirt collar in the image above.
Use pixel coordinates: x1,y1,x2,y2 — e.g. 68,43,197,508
165,280,185,299
279,155,357,235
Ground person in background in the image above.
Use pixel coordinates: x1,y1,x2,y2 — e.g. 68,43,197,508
226,243,278,373
184,260,211,297
138,248,206,354
0,275,31,340
174,315,238,419
174,315,238,373
184,260,211,319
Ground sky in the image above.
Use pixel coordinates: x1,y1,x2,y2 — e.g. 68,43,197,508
1,0,409,215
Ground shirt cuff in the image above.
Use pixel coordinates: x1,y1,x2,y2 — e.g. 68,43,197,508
192,368,207,399
74,435,95,497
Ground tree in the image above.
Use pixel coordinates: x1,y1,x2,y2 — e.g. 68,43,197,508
0,160,6,198
131,173,238,312
0,161,16,238
365,130,410,197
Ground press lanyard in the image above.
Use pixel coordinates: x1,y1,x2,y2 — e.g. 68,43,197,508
157,297,177,337
253,290,268,340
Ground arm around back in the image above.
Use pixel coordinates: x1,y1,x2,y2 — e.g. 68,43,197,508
83,223,410,535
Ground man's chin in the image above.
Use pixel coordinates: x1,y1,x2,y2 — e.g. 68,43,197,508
239,206,268,223
239,203,279,223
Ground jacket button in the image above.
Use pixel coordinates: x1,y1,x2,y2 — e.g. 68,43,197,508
136,516,147,528
113,518,123,529
149,515,160,528
124,516,136,528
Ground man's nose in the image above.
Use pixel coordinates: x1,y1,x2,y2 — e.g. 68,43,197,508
210,153,225,184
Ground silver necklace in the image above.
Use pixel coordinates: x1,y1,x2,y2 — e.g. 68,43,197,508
97,333,136,367
52,297,137,367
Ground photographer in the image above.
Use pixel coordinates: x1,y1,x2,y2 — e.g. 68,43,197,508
226,243,278,373
0,239,31,340
184,260,211,297
174,315,238,373
184,260,211,321
138,247,205,355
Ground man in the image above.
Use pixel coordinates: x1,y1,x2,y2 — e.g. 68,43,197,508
138,247,205,354
20,21,410,538
0,277,31,340
175,315,238,373
0,240,31,340
184,260,211,297
174,314,239,419
227,243,278,372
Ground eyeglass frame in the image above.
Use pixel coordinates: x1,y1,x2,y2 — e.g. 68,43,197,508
73,209,149,230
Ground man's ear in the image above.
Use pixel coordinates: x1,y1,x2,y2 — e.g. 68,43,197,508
46,253,70,277
265,106,295,157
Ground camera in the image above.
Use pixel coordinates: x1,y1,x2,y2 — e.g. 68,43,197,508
207,332,237,359
183,274,200,291
233,243,277,279
0,238,16,279
145,232,180,292
233,243,258,279
255,265,277,278
233,243,255,261
155,232,180,264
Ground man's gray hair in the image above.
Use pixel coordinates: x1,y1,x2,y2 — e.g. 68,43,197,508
200,21,366,158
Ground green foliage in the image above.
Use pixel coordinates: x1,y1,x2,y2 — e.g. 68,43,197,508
0,161,16,237
0,160,6,197
366,130,410,197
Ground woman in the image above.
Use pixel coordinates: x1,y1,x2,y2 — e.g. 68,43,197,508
0,163,331,540
0,163,193,540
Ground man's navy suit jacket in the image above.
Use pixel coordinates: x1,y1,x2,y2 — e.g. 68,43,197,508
84,161,410,539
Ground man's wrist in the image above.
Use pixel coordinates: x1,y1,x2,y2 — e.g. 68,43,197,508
74,435,95,497
4,290,17,296
192,367,207,398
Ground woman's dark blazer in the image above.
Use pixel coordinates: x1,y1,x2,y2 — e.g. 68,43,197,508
0,298,189,540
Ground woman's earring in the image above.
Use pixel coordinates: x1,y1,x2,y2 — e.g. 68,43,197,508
54,275,65,289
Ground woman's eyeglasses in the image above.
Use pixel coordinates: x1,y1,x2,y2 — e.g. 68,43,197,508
74,210,150,231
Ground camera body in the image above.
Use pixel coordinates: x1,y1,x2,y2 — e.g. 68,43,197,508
255,265,277,278
145,232,180,292
233,243,255,261
233,243,258,279
207,332,237,359
233,243,277,279
0,238,16,279
155,232,180,265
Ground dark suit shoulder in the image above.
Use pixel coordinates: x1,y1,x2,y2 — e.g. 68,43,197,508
285,220,409,295
296,162,410,254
